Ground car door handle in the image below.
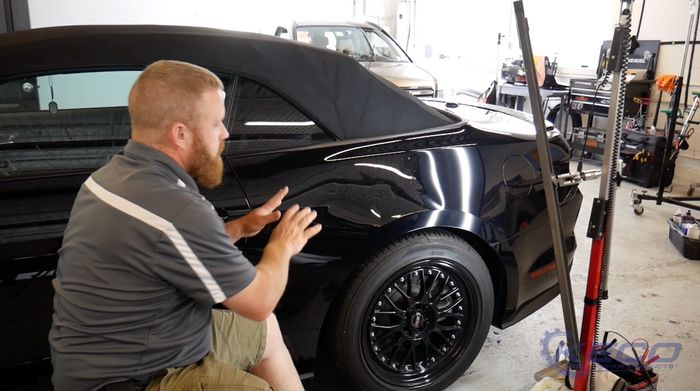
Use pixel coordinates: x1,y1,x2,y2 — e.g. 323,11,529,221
215,207,231,222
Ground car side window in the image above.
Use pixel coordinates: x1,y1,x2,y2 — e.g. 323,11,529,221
0,70,235,178
0,71,139,178
226,77,334,155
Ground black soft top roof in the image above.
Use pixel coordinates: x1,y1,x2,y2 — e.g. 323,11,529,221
0,24,453,140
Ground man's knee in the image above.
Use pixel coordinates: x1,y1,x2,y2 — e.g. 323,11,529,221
262,313,286,361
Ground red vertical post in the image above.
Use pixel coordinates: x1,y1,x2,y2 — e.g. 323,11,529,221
574,236,606,391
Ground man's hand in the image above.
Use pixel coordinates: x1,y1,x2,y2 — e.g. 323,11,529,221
221,198,322,321
225,187,288,243
267,204,323,259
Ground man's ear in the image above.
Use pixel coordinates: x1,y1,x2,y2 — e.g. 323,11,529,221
169,122,191,151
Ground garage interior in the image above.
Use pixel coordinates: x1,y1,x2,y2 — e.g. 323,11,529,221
2,0,699,390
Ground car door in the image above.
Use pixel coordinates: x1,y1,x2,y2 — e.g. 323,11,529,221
221,76,434,368
221,75,358,366
0,71,140,378
0,69,248,385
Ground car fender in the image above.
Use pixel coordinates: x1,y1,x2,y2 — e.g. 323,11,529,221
338,208,514,327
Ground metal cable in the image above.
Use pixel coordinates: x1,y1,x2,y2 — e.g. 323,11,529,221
577,71,610,173
684,0,700,111
589,9,633,391
636,0,646,39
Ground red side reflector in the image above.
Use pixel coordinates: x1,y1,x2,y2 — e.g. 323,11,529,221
531,262,556,279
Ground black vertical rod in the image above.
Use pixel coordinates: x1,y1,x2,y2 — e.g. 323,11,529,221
657,77,683,204
513,0,581,365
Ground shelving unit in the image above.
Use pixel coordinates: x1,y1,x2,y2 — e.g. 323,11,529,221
565,78,654,157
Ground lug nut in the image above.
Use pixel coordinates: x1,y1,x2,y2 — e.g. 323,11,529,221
378,301,382,306
387,287,392,293
400,277,405,282
370,332,375,337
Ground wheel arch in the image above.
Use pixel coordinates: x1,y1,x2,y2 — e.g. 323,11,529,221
320,209,510,340
438,226,508,327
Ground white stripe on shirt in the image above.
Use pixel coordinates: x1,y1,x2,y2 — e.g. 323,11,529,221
84,176,227,303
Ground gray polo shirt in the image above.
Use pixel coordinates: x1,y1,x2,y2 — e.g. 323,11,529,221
49,140,256,391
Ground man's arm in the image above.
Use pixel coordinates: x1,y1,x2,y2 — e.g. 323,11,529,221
222,204,321,321
225,187,287,243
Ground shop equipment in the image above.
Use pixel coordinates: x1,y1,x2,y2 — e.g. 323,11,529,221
630,0,700,215
516,1,661,390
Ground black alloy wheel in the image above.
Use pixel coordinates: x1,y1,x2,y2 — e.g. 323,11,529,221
320,230,494,391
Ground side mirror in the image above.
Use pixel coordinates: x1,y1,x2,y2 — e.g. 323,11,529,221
274,26,288,37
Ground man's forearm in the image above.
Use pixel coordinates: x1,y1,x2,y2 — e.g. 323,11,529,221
220,242,292,321
255,242,292,304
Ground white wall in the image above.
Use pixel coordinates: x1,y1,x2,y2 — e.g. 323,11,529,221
624,0,696,42
364,0,398,34
28,0,355,35
401,0,613,95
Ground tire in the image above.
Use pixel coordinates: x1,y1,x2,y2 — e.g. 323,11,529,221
321,230,494,391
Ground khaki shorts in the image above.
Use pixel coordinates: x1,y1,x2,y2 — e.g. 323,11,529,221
145,309,272,391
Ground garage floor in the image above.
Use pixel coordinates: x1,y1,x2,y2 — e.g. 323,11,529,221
447,157,700,391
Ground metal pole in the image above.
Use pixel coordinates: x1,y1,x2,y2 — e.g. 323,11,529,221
576,3,634,389
657,78,684,204
679,0,698,78
513,0,581,365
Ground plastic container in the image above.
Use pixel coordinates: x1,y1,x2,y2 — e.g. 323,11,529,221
689,223,700,240
668,219,700,260
673,208,683,225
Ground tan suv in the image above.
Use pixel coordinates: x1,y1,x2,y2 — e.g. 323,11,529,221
276,21,438,97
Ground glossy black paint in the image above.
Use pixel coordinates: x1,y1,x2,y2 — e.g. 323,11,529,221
0,124,582,388
0,25,583,390
218,123,582,369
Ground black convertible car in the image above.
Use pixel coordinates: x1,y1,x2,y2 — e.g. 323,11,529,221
0,26,583,391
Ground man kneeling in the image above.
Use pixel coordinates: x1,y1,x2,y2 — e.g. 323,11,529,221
49,60,321,391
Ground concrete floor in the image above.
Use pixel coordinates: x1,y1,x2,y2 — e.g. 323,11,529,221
446,157,700,391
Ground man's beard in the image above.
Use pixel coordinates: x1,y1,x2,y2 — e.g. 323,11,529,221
189,135,225,189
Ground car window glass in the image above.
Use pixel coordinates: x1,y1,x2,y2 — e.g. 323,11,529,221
225,77,334,155
0,70,233,178
296,26,374,61
0,71,139,178
363,29,409,62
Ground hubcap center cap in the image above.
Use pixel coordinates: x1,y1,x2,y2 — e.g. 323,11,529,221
411,312,424,328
